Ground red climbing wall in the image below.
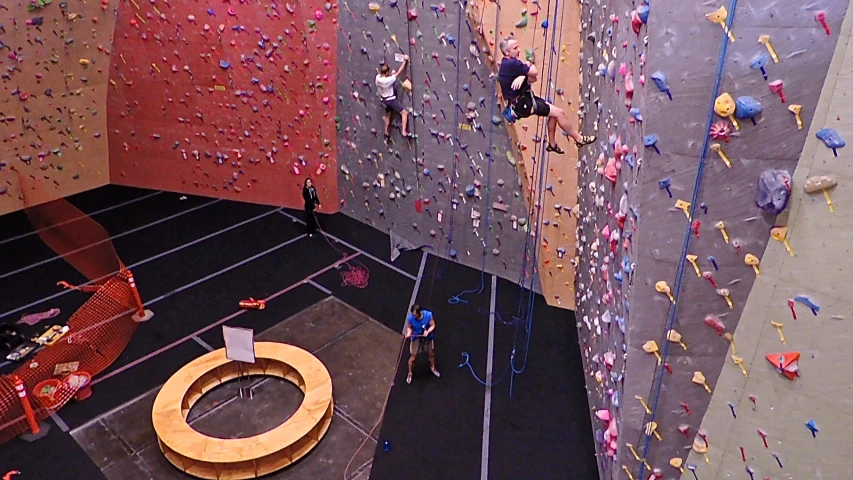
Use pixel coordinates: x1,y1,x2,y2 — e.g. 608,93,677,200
107,1,339,210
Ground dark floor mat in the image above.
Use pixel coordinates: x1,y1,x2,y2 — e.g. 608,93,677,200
0,201,282,313
312,255,414,332
488,277,598,480
0,185,157,242
370,257,491,480
0,426,107,480
0,192,213,276
284,209,426,277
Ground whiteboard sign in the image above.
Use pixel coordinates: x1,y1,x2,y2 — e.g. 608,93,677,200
223,326,256,364
394,53,407,63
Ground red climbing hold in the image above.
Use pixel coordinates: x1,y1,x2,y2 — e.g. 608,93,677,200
766,351,800,380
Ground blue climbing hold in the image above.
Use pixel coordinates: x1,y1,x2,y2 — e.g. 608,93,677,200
650,71,672,100
629,108,643,122
541,19,549,29
816,128,846,156
637,3,650,23
755,170,792,215
465,184,476,197
749,53,769,80
449,249,457,258
735,96,762,121
219,60,231,69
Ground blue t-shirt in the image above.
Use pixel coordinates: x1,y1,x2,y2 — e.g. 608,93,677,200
407,310,434,339
498,57,530,103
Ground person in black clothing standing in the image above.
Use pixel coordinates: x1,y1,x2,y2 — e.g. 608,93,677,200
302,178,320,237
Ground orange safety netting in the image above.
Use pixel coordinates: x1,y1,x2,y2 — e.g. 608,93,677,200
0,178,144,444
0,271,141,444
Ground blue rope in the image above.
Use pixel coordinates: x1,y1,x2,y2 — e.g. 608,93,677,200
448,0,499,305
636,1,739,478
508,0,565,398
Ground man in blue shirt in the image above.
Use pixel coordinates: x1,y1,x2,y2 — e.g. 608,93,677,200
405,305,440,384
497,35,595,153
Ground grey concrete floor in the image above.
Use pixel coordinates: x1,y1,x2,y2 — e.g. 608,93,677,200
70,297,400,480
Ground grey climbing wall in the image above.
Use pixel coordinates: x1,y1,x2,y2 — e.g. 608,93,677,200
335,1,534,282
576,1,848,479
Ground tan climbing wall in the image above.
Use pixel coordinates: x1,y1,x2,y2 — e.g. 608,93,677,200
467,0,581,310
0,1,115,215
684,6,853,479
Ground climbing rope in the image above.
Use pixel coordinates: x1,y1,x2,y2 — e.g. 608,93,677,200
635,1,740,478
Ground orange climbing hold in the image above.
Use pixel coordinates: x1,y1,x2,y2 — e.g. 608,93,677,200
766,351,800,380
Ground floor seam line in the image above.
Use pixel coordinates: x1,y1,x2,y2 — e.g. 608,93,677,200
0,206,285,321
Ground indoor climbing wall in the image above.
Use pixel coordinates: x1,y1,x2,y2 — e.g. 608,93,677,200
684,4,853,479
335,0,533,281
107,0,339,209
468,0,583,310
0,0,117,215
574,1,849,479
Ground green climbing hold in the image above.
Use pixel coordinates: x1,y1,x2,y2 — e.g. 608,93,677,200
506,151,516,166
525,49,535,63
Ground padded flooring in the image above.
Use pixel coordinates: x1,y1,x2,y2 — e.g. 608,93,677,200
0,185,596,480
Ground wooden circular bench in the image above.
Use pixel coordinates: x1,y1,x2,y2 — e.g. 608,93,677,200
152,342,334,479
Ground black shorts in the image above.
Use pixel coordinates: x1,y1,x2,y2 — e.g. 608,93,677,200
382,98,405,114
512,93,550,119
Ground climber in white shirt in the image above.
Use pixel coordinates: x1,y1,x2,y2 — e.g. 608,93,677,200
374,55,410,139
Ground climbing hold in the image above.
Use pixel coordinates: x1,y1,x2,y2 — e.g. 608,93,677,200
710,144,732,168
766,351,800,380
705,6,735,42
735,96,762,125
667,329,687,350
449,249,457,258
637,3,650,24
755,170,792,215
669,458,684,475
717,288,734,309
749,53,769,80
658,177,672,198
701,315,725,336
650,71,672,100
816,128,846,156
709,121,732,143
768,80,786,103
642,340,662,365
655,281,675,304
803,174,837,213
770,227,796,256
685,254,701,277
815,11,831,36
785,104,804,130
758,34,779,63
714,93,739,130
643,134,660,154
805,420,819,437
793,295,820,315
692,371,712,393
744,253,761,275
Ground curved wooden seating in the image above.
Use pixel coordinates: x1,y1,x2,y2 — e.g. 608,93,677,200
152,342,333,480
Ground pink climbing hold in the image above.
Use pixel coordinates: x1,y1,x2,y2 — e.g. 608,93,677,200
704,314,725,335
322,97,330,104
315,10,324,20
